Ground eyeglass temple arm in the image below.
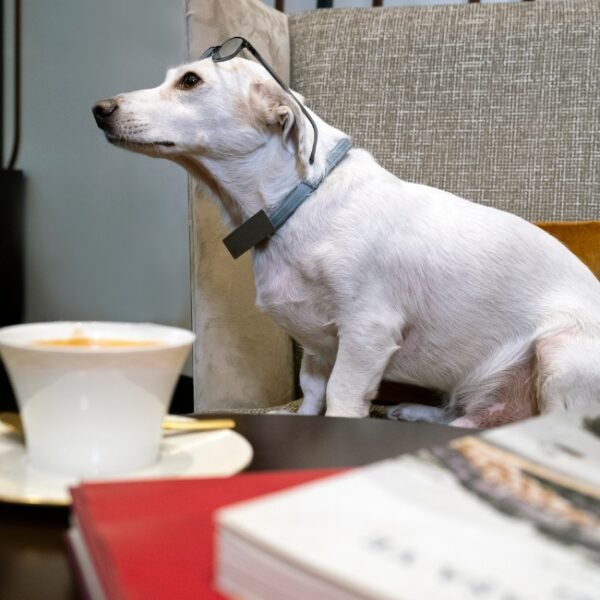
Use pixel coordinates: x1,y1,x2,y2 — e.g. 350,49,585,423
245,46,318,164
200,46,216,59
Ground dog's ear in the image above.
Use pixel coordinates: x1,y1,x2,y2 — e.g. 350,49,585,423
249,80,312,171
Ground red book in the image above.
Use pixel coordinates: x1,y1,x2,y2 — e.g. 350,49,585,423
68,470,341,600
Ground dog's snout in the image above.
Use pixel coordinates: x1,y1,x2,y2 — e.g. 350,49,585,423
92,98,119,128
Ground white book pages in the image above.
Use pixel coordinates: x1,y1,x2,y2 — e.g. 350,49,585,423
67,524,107,600
216,407,600,600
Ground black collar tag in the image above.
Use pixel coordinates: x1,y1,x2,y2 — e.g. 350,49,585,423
222,210,275,259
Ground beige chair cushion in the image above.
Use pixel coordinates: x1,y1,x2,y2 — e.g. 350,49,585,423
185,0,294,410
289,0,599,221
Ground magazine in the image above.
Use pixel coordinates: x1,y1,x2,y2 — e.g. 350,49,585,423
216,407,600,600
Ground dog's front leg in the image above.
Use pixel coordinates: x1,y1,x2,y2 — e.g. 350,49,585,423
325,324,401,418
297,352,332,415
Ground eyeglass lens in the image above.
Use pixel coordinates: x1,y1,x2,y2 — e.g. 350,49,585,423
214,38,244,60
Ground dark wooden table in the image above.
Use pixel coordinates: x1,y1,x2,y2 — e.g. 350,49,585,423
0,412,470,600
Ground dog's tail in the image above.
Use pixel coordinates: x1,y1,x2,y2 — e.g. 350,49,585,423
534,316,600,413
447,336,538,427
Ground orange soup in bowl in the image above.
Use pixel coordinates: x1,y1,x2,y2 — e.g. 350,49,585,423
31,337,163,349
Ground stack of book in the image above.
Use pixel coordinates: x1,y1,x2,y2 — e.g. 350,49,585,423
67,469,340,599
68,406,600,600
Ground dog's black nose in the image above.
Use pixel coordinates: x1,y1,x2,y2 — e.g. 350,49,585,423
92,98,118,128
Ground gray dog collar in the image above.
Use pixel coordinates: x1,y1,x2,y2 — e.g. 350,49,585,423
223,137,352,259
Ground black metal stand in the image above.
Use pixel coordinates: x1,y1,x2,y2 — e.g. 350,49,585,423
0,169,24,327
0,170,24,412
1,0,24,411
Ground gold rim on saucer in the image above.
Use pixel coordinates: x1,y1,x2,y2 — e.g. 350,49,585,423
0,492,70,507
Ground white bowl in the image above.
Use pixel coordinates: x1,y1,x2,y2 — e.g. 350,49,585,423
0,322,195,478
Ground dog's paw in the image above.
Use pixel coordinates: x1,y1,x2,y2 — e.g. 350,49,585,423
386,403,444,423
297,403,325,416
325,405,370,418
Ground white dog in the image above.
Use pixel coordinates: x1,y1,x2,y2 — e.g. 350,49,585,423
93,52,600,428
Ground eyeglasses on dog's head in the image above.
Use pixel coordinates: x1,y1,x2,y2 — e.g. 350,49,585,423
201,37,318,165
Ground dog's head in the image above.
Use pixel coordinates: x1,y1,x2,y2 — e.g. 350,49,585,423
92,57,313,169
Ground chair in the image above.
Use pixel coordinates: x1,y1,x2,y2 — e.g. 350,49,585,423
185,0,599,411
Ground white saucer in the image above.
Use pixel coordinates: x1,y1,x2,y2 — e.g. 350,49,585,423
0,416,253,506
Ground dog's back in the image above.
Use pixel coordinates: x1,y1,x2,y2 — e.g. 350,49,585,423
257,147,600,424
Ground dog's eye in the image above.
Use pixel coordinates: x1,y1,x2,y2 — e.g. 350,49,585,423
179,72,202,89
